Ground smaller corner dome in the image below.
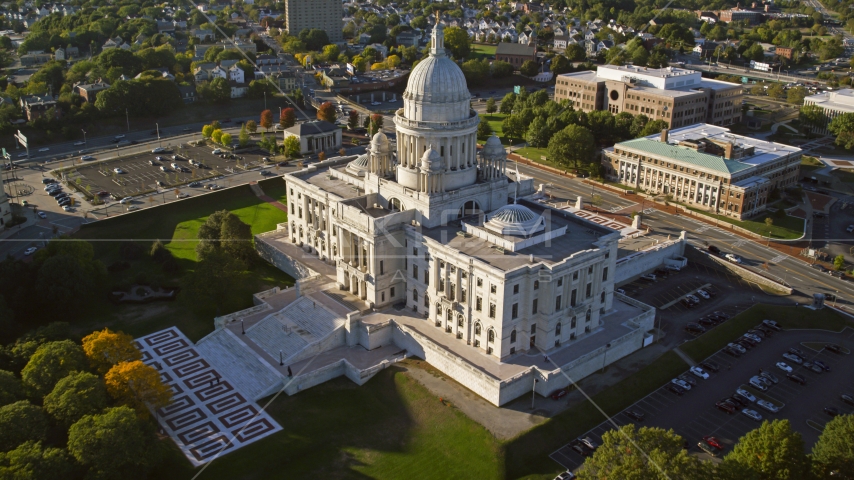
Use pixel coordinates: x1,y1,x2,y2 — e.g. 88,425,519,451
346,153,369,175
420,147,443,171
371,131,389,147
481,134,506,158
485,204,545,236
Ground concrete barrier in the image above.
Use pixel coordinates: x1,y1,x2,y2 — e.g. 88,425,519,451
686,246,793,294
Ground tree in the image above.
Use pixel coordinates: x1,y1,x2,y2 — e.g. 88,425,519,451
526,116,550,147
347,110,360,130
43,371,108,427
283,136,301,158
245,119,257,134
800,105,825,136
199,77,230,103
520,60,539,77
550,54,572,75
105,361,171,417
491,60,514,79
0,441,74,480
211,129,223,144
260,109,273,131
220,133,232,146
386,54,401,69
767,83,786,100
787,86,807,105
239,124,250,147
351,55,368,72
443,26,471,60
184,250,248,316
812,414,854,478
0,370,23,408
765,217,774,238
578,424,712,480
370,114,384,136
834,254,846,271
201,124,214,138
280,107,296,128
829,112,854,149
639,120,670,138
721,419,810,480
485,97,497,114
68,406,159,480
21,340,88,396
0,401,49,451
502,115,526,141
461,59,490,86
477,120,493,140
298,28,330,51
500,92,516,114
565,43,587,61
82,328,141,374
317,101,337,123
195,210,257,263
548,124,595,169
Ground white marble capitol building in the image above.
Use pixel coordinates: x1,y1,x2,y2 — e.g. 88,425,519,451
208,20,667,407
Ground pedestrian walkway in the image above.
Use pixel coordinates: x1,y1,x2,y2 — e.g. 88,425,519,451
248,181,287,213
135,327,282,466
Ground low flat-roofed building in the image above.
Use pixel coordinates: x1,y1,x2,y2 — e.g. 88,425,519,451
803,88,854,135
282,120,342,155
555,65,742,128
602,124,802,219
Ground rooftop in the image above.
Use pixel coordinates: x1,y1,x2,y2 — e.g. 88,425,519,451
805,88,854,113
300,167,364,200
495,42,536,56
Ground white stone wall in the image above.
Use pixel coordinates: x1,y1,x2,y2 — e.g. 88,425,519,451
614,238,687,285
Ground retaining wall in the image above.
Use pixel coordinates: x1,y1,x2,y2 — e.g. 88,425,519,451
615,239,687,284
255,233,319,280
686,246,793,294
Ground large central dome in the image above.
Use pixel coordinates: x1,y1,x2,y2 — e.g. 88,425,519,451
400,21,471,122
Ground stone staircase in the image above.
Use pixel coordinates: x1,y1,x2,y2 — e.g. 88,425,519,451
195,328,283,401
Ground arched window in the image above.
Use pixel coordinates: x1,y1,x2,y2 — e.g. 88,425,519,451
475,323,482,335
424,294,429,308
446,309,452,321
556,322,562,335
413,289,418,302
487,329,495,342
388,198,404,212
586,309,592,322
510,329,516,343
436,303,442,319
458,315,464,327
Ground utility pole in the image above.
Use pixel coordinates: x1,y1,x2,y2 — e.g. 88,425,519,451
125,109,130,132
81,129,87,145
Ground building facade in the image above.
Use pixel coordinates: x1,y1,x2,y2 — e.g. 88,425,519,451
0,183,11,227
495,42,536,67
803,88,854,135
282,121,342,154
282,21,630,362
602,125,802,219
554,65,743,128
284,0,343,43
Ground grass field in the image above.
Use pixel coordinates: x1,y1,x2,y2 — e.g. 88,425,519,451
72,177,294,341
680,304,854,362
480,113,509,144
682,204,804,240
152,365,504,480
469,44,497,60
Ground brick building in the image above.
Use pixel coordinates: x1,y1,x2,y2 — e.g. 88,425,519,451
495,42,536,68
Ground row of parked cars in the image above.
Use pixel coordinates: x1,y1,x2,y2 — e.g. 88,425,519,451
42,178,73,211
685,310,729,335
720,319,781,357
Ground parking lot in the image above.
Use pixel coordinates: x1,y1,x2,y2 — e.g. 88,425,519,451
61,143,273,201
550,323,854,471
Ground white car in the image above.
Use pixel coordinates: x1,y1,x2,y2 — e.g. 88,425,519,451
696,290,710,299
114,134,125,139
120,197,133,204
749,376,768,391
126,205,138,211
211,148,222,155
152,147,166,153
776,362,793,373
73,141,85,146
744,333,762,343
616,288,625,295
782,353,803,364
38,147,49,152
671,378,691,391
742,409,762,421
113,168,125,174
736,389,756,402
371,101,381,106
756,399,779,413
690,366,709,379
686,294,700,303
728,343,747,354
23,247,37,256
81,155,95,161
640,274,656,281
62,205,73,211
37,211,47,219
725,253,742,264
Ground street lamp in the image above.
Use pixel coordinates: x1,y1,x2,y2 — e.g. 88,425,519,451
125,108,130,132
156,123,161,147
264,91,267,111
81,129,87,145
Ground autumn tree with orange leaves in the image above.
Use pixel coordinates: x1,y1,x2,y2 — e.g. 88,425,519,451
317,101,337,123
105,361,172,417
82,328,141,374
260,109,273,132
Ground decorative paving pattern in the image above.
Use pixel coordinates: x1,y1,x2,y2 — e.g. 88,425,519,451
135,328,282,466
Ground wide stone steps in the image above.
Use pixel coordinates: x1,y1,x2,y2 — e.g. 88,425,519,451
195,329,282,400
246,313,310,361
287,296,345,337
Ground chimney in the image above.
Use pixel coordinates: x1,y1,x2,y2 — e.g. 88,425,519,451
723,142,734,159
660,128,669,143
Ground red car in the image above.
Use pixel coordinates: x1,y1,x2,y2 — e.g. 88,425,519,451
550,389,567,400
716,401,735,414
702,436,724,450
97,191,109,196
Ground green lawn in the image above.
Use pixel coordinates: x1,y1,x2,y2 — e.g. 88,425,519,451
72,177,294,341
680,304,854,362
504,351,689,479
152,365,504,480
480,114,509,144
682,204,804,240
469,44,497,60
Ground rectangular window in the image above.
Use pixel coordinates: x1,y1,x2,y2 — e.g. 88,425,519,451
489,303,496,318
477,278,483,287
490,285,497,294
586,283,592,298
461,289,467,302
531,324,536,335
533,280,539,290
413,247,418,256
439,279,445,292
512,303,518,319
476,296,482,311
532,298,538,314
424,270,429,285
555,295,562,311
558,278,563,287
380,261,384,275
603,267,608,282
390,287,395,298
571,289,577,307
413,265,418,279
573,271,579,281
513,284,519,294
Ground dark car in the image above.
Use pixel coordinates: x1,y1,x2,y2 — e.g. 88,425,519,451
747,329,766,338
714,311,731,320
811,264,830,273
700,361,720,373
731,394,751,407
724,347,742,358
48,189,63,196
741,336,758,347
716,401,735,414
705,288,718,297
826,344,843,354
736,340,753,351
841,394,854,406
699,317,716,327
682,299,696,309
824,407,840,416
789,347,806,357
666,384,686,396
803,361,824,374
625,410,645,422
708,245,721,254
814,360,830,371
570,444,591,457
550,389,567,400
787,373,807,385
685,323,706,334
762,319,781,331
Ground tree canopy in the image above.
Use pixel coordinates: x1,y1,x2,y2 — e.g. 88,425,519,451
721,419,810,480
0,441,73,480
21,340,88,396
43,371,108,427
82,328,141,374
0,401,49,451
811,414,854,478
195,210,257,264
105,360,171,417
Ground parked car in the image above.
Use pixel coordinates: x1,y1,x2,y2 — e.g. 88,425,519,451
640,274,656,281
570,443,592,457
749,376,768,391
728,343,747,354
708,245,721,254
37,211,47,219
813,360,830,371
824,407,840,416
690,366,710,379
803,361,824,374
736,389,756,403
666,384,685,396
725,253,742,264
152,147,166,153
744,333,762,343
841,394,854,406
23,247,37,256
578,437,599,451
826,343,843,353
760,371,779,384
113,168,125,174
762,320,781,331
715,311,731,320
715,400,736,414
703,436,724,451
729,395,749,408
550,389,567,400
80,155,95,161
757,399,780,413
696,290,710,299
786,373,807,385
685,323,705,334
776,362,793,373
789,347,806,357
700,361,719,373
697,442,719,457
624,410,645,422
723,346,742,357
120,197,133,204
671,378,692,391
782,353,803,364
742,409,763,421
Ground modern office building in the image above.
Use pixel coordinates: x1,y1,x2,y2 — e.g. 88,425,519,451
284,0,343,43
803,88,854,135
603,124,802,219
554,65,743,128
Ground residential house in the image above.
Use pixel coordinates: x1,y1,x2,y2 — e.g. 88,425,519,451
396,30,420,48
193,29,214,42
74,82,110,103
495,43,536,67
230,82,249,98
20,95,59,121
229,64,245,83
20,53,52,66
553,35,569,50
177,85,196,103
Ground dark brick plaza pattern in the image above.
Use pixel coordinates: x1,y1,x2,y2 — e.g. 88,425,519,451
136,328,282,466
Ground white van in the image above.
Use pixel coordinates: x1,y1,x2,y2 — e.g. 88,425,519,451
211,149,222,155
